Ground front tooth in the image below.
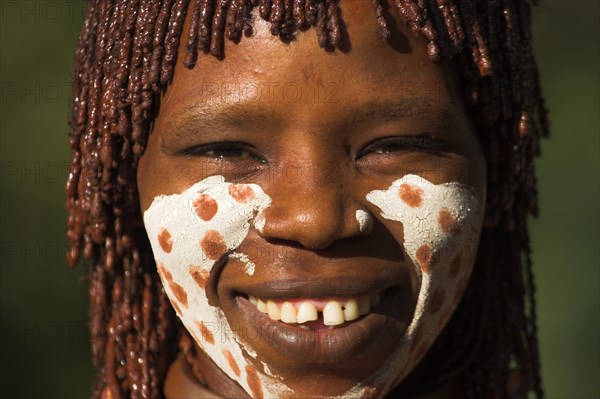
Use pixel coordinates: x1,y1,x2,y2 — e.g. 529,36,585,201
280,301,297,323
358,296,371,315
323,301,345,326
297,301,318,324
257,299,268,313
267,300,280,320
343,299,359,321
249,296,258,306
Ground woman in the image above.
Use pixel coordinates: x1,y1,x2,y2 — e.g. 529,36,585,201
66,1,547,398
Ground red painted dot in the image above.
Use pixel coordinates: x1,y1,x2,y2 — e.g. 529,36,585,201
453,284,466,306
245,365,264,399
194,194,218,221
189,265,209,289
223,349,241,377
229,184,255,203
170,282,188,308
399,183,424,208
197,321,215,345
428,287,445,315
448,255,461,278
157,262,173,283
157,262,188,308
438,208,461,235
200,230,227,260
158,228,173,253
416,245,432,273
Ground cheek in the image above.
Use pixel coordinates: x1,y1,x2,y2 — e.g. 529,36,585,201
366,174,482,277
366,174,483,377
141,175,273,394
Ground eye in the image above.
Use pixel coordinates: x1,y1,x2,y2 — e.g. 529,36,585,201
357,135,445,158
180,141,266,162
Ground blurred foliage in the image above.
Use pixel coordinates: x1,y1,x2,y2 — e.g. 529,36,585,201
1,1,598,398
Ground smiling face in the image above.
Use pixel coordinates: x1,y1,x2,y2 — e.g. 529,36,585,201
137,3,486,398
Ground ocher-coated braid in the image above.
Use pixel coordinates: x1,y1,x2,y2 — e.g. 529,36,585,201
67,1,548,398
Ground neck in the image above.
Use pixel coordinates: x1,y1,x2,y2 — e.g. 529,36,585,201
164,352,466,399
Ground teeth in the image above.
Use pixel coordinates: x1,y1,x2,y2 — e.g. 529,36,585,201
297,301,318,324
247,292,385,327
323,301,345,326
358,296,371,315
280,301,297,323
256,299,268,313
343,299,359,321
267,300,280,321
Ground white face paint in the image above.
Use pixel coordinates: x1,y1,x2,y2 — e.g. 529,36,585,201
355,209,373,234
143,175,291,398
359,174,483,393
143,174,482,398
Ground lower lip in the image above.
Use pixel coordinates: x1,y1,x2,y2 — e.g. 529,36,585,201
233,295,407,365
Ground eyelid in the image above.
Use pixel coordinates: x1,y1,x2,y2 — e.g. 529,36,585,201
357,134,445,157
178,141,265,161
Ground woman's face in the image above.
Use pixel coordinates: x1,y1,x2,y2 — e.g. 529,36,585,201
138,3,486,398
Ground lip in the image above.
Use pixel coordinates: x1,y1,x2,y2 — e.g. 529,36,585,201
225,283,409,365
233,275,395,300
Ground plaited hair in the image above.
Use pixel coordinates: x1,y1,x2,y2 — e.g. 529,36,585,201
66,1,548,398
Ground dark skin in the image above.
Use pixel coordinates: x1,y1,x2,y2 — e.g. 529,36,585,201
137,2,486,398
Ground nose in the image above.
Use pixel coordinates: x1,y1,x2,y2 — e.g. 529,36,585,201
256,160,368,250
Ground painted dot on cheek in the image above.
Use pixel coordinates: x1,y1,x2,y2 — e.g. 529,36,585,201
245,365,264,399
223,349,241,377
438,208,461,235
448,255,461,278
398,183,424,208
416,245,432,273
453,283,467,306
158,262,188,307
229,184,255,203
197,321,215,345
194,194,218,221
170,283,188,307
428,287,445,315
189,266,209,289
158,228,173,253
201,230,227,260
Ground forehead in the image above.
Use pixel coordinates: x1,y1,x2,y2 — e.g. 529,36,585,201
157,3,462,122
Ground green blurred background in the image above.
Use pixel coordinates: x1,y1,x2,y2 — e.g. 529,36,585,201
1,1,598,398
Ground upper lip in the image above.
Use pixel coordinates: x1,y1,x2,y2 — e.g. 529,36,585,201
232,275,397,299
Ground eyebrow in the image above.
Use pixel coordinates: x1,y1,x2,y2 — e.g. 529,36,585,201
163,95,456,140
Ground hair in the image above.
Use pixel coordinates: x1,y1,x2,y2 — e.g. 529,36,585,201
66,1,548,398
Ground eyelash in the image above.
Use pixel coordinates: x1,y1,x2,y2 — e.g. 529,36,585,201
181,141,265,161
181,135,443,160
357,135,445,157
